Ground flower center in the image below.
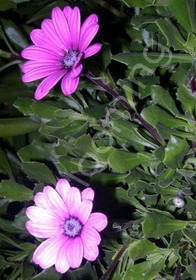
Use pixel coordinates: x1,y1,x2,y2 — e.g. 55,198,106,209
63,217,82,238
63,50,78,69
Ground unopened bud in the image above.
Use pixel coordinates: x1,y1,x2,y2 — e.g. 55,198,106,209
173,197,184,208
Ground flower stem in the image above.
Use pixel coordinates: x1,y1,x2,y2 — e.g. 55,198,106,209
85,71,164,145
174,263,182,280
100,238,131,280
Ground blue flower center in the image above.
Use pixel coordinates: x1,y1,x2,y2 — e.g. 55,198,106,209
63,217,82,237
63,50,78,68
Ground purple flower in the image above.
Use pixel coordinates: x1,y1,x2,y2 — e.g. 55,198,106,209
21,6,102,100
26,179,108,273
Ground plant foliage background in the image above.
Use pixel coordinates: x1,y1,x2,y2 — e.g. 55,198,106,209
1,0,196,279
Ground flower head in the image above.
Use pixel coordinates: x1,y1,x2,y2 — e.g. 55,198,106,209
26,179,108,273
21,6,102,100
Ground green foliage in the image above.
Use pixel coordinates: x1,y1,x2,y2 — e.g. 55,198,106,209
1,0,196,279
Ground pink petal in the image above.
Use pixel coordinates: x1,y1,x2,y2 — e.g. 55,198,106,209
52,7,72,50
55,179,71,203
69,7,80,50
72,52,83,69
55,239,70,273
26,220,62,238
83,243,99,261
86,213,108,232
80,14,98,39
33,235,66,269
65,187,81,216
81,188,95,201
35,70,66,100
84,43,102,58
22,66,59,82
63,6,72,22
26,206,60,225
22,60,61,73
81,225,101,245
66,237,83,268
30,29,42,45
21,45,60,61
41,19,65,50
79,24,99,52
61,74,79,96
43,186,69,220
34,192,50,209
77,200,93,224
70,64,83,78
30,29,64,56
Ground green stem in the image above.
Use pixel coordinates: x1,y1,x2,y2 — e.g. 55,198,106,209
86,71,164,145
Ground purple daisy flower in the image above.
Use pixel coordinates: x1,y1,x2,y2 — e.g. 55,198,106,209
26,179,108,273
21,6,102,100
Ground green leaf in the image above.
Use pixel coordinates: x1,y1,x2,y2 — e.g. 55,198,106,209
183,229,196,246
0,0,16,10
22,162,56,184
0,118,39,137
90,173,128,186
112,52,193,70
31,102,62,119
176,85,196,115
168,0,196,33
0,180,33,202
0,217,25,233
18,141,55,162
158,168,176,187
108,150,151,172
143,211,187,238
122,0,169,8
163,136,188,168
0,147,13,178
151,85,179,116
111,118,157,150
141,105,186,129
0,232,24,249
123,260,154,279
1,18,28,48
32,267,61,280
128,239,168,261
10,0,30,3
144,257,166,280
156,18,186,51
184,196,196,219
